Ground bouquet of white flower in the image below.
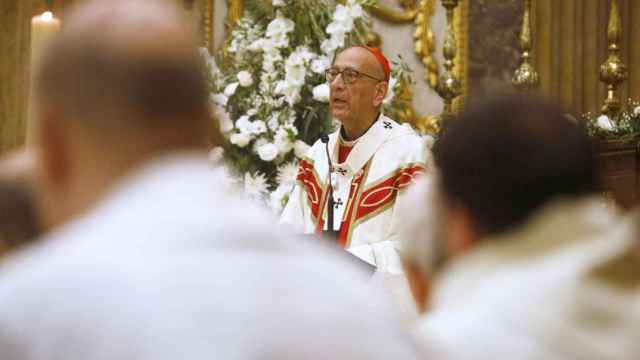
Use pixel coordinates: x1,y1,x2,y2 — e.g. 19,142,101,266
202,0,409,211
582,99,640,141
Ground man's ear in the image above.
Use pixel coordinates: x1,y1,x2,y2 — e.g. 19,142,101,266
372,81,388,107
37,107,70,188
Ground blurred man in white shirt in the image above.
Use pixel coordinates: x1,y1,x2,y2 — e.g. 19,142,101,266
404,96,640,359
0,1,421,359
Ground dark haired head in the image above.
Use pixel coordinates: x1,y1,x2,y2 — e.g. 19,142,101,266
434,96,597,236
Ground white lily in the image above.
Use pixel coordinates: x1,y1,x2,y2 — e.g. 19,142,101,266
257,142,279,162
230,132,251,147
224,82,239,97
237,71,254,87
596,115,615,132
312,83,330,103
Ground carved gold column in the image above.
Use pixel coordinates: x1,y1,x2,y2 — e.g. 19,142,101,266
222,0,244,59
226,0,244,33
599,0,627,118
201,0,215,52
437,0,461,119
513,0,539,90
414,0,439,89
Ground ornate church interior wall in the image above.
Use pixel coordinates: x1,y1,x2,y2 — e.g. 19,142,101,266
0,1,34,154
209,0,462,132
370,0,446,117
1,0,74,154
210,0,448,120
467,0,523,100
534,0,639,117
2,0,639,153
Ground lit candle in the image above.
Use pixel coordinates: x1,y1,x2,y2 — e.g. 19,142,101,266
28,11,60,144
31,11,61,71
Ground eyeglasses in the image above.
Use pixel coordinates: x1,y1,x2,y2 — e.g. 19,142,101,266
325,67,385,85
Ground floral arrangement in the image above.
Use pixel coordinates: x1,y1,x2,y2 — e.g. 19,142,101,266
202,0,411,212
583,99,640,141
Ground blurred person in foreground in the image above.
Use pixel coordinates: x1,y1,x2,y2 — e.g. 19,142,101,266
0,150,40,257
0,1,421,359
402,96,640,359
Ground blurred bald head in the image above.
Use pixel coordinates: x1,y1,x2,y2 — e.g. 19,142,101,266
32,0,213,230
34,0,209,139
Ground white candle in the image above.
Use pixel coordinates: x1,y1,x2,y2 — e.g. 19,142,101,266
28,11,61,145
31,11,61,71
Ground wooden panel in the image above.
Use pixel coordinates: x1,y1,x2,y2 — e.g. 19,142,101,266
560,0,576,112
594,140,639,209
619,0,630,106
603,174,636,208
550,0,561,99
583,0,600,114
597,0,608,109
597,150,636,175
534,0,553,95
0,1,33,153
573,0,584,115
533,0,638,118
630,0,640,102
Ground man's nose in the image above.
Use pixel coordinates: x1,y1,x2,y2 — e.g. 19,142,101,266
330,74,345,90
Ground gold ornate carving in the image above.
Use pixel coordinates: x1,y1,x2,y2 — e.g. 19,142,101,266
201,0,215,52
226,0,244,29
339,0,439,89
338,0,417,23
392,78,441,134
452,0,468,113
222,0,245,59
369,5,417,23
367,0,467,131
437,0,461,119
373,0,468,130
353,0,441,91
600,0,627,118
414,0,439,89
513,0,539,90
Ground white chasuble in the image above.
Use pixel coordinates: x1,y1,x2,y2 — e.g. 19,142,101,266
281,115,433,274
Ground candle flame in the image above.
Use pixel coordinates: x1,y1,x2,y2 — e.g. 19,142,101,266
41,11,54,21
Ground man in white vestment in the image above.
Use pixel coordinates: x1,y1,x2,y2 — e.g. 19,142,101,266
403,97,640,359
0,2,422,359
281,46,432,276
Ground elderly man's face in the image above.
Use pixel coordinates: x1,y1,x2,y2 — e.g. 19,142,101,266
328,48,385,125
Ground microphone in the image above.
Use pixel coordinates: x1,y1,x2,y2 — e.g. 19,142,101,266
320,134,336,236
